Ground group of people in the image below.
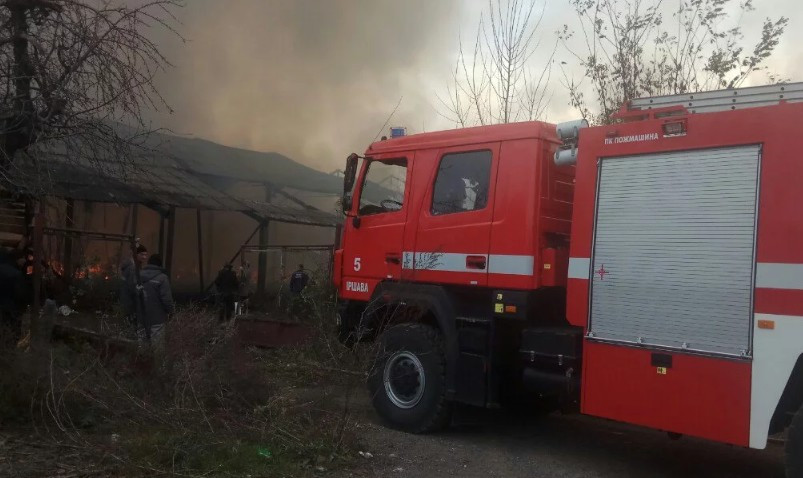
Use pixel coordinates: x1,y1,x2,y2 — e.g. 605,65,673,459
2,235,317,349
213,261,311,320
120,244,175,347
120,244,314,341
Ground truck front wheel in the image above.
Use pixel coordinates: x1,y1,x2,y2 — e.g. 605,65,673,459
368,323,452,433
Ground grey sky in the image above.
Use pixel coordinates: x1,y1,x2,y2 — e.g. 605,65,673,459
147,0,802,173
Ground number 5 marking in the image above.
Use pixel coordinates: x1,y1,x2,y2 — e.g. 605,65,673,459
354,257,361,271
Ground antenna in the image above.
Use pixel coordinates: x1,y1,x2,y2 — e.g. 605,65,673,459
372,97,403,143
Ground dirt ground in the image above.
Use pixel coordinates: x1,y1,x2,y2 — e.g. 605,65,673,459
1,383,787,478
339,394,786,478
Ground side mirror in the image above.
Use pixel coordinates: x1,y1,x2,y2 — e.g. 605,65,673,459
343,153,359,195
342,194,353,215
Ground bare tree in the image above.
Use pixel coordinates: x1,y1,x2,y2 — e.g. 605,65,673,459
439,0,556,127
0,0,182,184
560,0,788,124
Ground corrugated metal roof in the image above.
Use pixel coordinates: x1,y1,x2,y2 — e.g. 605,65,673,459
2,153,340,227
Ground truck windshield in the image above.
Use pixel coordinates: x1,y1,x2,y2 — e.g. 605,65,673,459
358,159,407,215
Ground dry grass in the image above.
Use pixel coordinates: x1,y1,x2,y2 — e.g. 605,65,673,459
0,305,368,477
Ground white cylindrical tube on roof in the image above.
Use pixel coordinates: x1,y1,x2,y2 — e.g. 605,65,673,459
555,119,589,142
554,148,578,166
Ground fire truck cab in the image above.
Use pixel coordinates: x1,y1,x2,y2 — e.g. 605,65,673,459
335,82,803,476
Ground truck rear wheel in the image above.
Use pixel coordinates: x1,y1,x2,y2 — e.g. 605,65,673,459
787,405,803,477
368,323,452,433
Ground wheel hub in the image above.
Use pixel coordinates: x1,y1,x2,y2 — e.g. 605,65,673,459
383,351,425,409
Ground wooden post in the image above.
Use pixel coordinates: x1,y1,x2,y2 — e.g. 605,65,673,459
257,184,273,296
196,208,204,294
63,199,74,283
327,225,342,285
165,207,176,279
257,219,269,295
23,198,33,239
130,203,140,295
131,204,138,244
334,224,343,250
30,199,45,329
158,213,165,257
116,204,132,264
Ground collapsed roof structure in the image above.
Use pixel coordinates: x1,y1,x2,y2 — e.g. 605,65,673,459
0,128,347,303
2,128,343,227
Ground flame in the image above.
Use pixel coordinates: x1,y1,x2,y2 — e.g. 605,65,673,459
50,260,110,280
50,262,65,275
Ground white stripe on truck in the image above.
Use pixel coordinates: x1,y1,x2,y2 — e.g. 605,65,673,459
567,260,803,287
756,263,803,290
568,257,591,279
401,252,535,276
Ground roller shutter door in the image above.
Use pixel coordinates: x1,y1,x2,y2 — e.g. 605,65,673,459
589,145,760,357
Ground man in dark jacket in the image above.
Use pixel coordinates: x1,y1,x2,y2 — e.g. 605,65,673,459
137,254,174,347
236,261,252,316
215,263,239,321
286,264,311,320
120,243,148,330
289,264,310,296
0,249,24,346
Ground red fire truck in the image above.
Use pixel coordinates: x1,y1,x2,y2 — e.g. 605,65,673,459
334,82,803,475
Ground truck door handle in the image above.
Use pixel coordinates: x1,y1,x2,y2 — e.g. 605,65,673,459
466,255,487,270
385,253,401,265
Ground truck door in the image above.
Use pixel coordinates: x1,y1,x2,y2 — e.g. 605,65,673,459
340,156,410,299
411,144,499,287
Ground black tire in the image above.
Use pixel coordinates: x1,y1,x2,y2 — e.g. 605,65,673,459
336,307,362,347
367,323,452,433
787,406,803,477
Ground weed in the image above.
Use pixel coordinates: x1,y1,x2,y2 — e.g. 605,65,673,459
0,305,364,477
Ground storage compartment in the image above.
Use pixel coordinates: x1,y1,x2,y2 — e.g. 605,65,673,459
519,326,583,400
520,326,583,362
582,341,751,446
589,145,760,357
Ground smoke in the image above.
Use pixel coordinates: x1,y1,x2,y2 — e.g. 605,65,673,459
146,0,800,174
148,0,464,172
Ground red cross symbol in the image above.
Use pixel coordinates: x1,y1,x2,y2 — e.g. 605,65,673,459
596,264,609,280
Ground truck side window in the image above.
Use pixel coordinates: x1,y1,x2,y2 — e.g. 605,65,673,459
431,150,492,215
358,158,407,216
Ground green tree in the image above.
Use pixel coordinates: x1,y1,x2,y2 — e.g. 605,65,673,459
560,0,788,124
